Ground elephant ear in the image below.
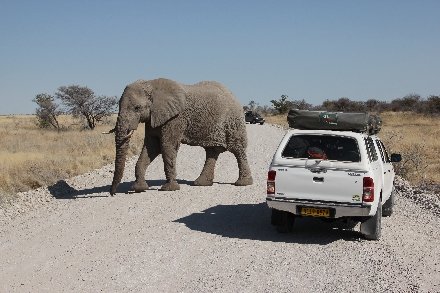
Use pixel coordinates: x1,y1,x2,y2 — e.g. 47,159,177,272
149,78,187,128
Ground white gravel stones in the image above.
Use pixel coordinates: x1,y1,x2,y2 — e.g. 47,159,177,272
0,123,439,292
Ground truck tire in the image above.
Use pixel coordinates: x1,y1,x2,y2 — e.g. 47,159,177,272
382,187,395,217
271,208,283,226
251,119,256,124
272,209,295,233
360,199,382,240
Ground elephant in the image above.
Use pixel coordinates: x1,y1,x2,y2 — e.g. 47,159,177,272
106,78,253,195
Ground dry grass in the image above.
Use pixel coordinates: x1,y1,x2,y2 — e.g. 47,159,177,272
265,112,440,185
379,112,440,185
264,114,290,129
0,115,145,203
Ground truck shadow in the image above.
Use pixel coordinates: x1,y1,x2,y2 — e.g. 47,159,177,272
173,202,363,245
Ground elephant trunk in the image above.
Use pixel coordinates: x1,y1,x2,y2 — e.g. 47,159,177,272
110,140,130,195
110,118,134,195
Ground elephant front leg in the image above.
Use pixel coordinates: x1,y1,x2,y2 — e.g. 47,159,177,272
131,136,160,192
159,135,181,191
194,146,223,186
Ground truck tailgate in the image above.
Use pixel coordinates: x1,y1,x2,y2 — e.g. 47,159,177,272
273,166,364,204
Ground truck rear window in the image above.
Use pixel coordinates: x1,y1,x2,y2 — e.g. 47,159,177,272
281,135,360,162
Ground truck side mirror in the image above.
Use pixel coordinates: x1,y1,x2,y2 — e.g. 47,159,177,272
390,153,402,162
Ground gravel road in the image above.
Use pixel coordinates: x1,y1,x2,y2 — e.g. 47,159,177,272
1,124,439,292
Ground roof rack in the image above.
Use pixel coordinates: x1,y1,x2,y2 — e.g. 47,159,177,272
287,109,382,135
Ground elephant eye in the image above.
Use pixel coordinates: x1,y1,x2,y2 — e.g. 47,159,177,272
134,105,141,111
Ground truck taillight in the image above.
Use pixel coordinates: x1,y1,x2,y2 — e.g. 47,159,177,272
267,170,276,194
363,177,374,202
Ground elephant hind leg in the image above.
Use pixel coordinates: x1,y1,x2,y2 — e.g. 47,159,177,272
231,148,253,186
194,146,225,186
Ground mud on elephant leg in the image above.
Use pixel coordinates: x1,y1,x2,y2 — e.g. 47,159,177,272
231,150,253,186
194,146,224,186
131,136,161,192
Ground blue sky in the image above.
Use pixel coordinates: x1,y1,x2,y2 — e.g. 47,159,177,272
1,0,439,114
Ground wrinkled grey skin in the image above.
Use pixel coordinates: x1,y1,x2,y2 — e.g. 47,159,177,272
109,78,253,195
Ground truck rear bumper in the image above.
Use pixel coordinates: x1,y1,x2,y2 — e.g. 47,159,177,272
266,198,371,218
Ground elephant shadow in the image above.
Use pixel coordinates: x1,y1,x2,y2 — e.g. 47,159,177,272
140,179,209,190
48,180,116,199
48,178,218,199
145,179,235,190
173,202,362,244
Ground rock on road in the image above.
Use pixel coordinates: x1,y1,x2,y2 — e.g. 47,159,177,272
1,124,439,292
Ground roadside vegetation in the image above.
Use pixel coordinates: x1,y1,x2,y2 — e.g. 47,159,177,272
1,112,438,203
0,115,144,204
1,91,439,205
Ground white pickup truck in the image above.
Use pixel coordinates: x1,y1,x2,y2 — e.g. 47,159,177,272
266,128,402,240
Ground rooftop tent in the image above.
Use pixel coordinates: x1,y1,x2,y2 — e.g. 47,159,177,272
287,109,382,135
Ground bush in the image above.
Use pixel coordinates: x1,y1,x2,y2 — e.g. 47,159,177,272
32,94,62,130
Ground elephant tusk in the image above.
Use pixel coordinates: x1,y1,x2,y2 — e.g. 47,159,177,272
102,128,116,134
123,130,135,139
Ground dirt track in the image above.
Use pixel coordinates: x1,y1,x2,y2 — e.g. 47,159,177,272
1,124,439,292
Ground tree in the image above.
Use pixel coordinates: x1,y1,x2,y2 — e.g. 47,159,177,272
260,105,271,115
55,85,118,130
427,95,440,115
290,99,312,110
248,100,258,112
401,93,421,111
390,93,421,112
270,95,290,114
320,97,367,112
32,93,62,130
365,99,381,112
321,99,334,110
333,97,355,111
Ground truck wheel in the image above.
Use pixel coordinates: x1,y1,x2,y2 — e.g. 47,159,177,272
251,119,256,124
382,187,395,217
259,122,264,125
271,208,283,226
272,209,295,233
360,199,382,240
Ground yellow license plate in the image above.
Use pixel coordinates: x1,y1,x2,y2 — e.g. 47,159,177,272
301,207,330,217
